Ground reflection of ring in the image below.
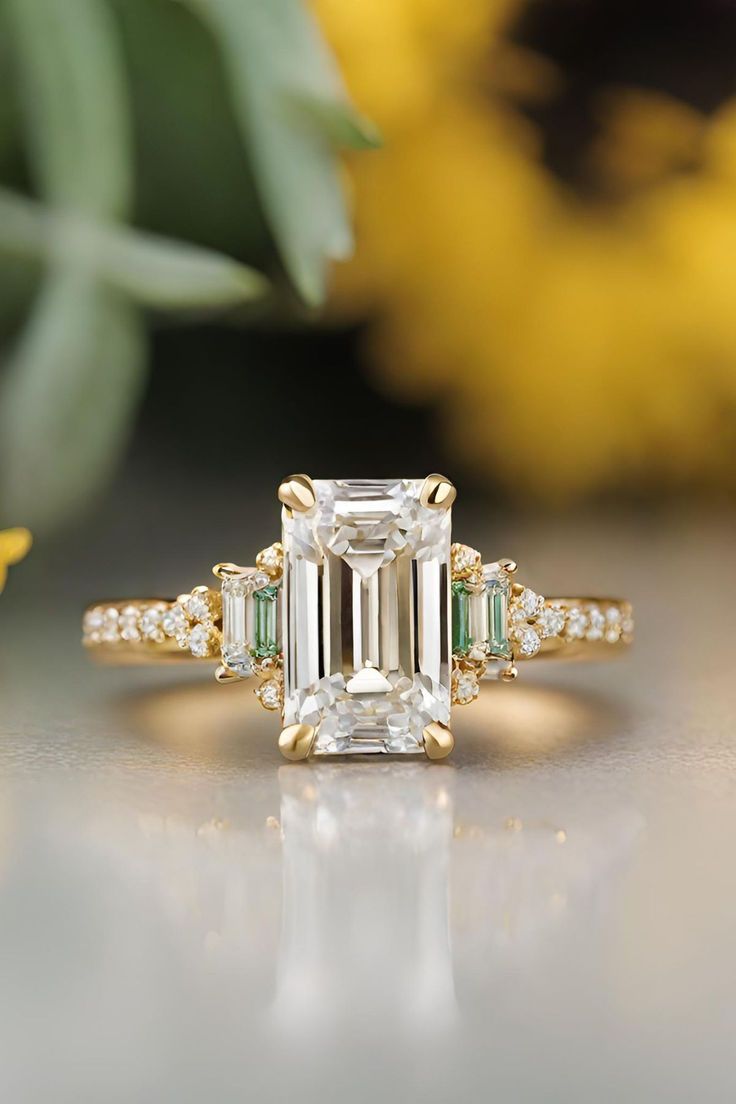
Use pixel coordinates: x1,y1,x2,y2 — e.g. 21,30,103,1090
83,475,634,761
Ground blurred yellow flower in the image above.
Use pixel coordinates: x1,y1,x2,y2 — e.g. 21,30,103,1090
0,528,32,595
316,0,736,498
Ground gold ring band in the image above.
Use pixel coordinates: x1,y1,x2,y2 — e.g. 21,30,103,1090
83,475,634,759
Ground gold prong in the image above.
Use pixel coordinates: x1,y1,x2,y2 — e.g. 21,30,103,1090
498,558,517,575
278,474,316,513
499,664,518,682
420,474,456,510
212,562,249,580
423,721,454,760
278,723,316,761
215,664,240,684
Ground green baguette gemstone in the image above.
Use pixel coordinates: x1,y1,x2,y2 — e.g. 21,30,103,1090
451,580,472,655
486,574,511,660
253,584,280,657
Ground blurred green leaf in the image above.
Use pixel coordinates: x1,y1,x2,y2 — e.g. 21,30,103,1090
0,187,269,308
289,94,382,151
0,268,145,533
96,223,269,308
113,0,271,263
6,0,132,217
190,0,370,305
0,187,46,259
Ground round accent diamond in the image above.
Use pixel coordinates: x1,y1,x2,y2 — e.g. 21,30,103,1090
517,627,541,657
188,623,214,658
256,543,284,579
520,588,542,618
451,543,481,577
256,678,282,711
586,606,605,641
101,607,120,643
187,593,211,623
83,607,104,640
162,603,188,641
537,605,565,639
566,608,587,640
140,606,164,642
119,605,141,642
452,667,479,705
467,642,489,663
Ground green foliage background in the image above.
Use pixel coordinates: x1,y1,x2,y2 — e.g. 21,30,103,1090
0,0,378,532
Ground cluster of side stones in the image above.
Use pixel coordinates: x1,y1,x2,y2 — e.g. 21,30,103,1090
83,586,221,659
451,544,513,705
221,543,284,712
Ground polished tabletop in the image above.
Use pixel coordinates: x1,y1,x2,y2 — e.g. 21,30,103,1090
0,504,734,1102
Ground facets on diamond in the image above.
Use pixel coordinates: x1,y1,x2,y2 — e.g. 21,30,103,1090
283,478,451,754
537,604,566,639
519,588,542,618
119,605,141,642
140,606,164,642
452,666,479,705
517,626,541,657
586,606,605,641
566,607,588,639
162,603,188,641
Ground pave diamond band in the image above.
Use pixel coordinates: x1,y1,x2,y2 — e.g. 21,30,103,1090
83,474,634,760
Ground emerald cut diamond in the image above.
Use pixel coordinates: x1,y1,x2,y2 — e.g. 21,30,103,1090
282,479,451,755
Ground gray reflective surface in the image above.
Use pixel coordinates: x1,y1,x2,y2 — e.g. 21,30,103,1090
1,510,735,1102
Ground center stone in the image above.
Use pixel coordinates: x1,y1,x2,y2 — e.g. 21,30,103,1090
282,479,451,754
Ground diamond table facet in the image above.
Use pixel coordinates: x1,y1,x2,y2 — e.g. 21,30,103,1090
282,479,452,754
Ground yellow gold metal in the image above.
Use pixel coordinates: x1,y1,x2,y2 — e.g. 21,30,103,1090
0,527,32,595
215,664,240,683
423,721,455,760
252,655,281,681
278,474,316,513
212,562,250,580
278,723,316,761
256,541,284,580
420,473,456,510
82,469,634,765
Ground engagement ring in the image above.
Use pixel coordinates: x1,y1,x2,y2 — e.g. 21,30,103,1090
83,476,633,760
